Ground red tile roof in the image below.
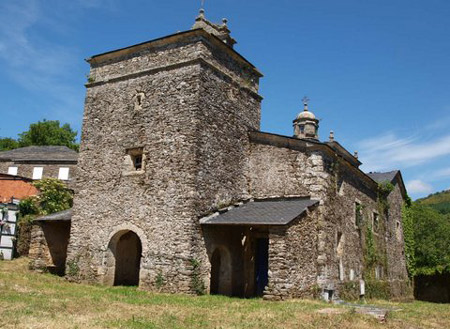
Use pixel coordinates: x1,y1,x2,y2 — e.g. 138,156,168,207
0,174,38,203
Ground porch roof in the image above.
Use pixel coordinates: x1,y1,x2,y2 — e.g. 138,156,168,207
200,198,319,226
35,209,72,222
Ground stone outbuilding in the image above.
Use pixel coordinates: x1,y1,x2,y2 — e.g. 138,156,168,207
0,146,78,187
30,11,411,301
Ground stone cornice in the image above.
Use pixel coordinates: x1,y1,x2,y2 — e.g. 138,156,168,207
86,57,263,101
87,29,263,77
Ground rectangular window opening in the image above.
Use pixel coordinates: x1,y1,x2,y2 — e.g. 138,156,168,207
58,167,70,180
7,167,18,176
32,167,43,180
126,147,144,171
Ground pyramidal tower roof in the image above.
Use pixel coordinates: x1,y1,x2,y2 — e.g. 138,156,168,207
192,9,236,48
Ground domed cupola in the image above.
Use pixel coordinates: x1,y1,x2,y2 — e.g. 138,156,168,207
293,97,319,140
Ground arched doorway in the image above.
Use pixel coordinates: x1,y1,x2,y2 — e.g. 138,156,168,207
210,247,232,296
110,230,142,286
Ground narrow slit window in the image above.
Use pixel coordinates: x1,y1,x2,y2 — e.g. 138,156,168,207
133,155,142,170
373,212,379,232
355,202,362,227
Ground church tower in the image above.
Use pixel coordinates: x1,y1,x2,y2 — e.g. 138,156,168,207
293,97,319,140
66,10,263,293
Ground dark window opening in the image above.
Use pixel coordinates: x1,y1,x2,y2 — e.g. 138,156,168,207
126,147,144,171
355,202,362,227
133,155,142,170
373,213,379,232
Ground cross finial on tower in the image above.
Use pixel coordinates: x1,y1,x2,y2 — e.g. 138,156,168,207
302,96,310,111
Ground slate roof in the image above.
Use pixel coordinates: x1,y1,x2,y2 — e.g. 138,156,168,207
366,170,399,184
35,209,72,222
200,198,319,226
0,146,78,163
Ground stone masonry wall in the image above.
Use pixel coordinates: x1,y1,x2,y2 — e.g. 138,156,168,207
67,64,202,292
264,209,320,301
247,143,328,200
188,60,262,291
67,32,262,294
246,139,409,299
320,160,378,295
385,183,410,296
89,32,260,94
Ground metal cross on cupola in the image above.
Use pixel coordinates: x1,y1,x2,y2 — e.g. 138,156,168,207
302,96,310,111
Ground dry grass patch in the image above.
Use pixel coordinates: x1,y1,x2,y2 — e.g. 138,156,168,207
0,258,449,328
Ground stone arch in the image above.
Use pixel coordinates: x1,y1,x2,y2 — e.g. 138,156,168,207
102,224,148,286
210,246,232,296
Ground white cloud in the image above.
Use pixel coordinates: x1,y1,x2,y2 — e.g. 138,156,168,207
0,0,83,126
358,132,450,172
433,167,450,179
406,180,433,194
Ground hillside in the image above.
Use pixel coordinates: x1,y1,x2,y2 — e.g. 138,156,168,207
416,189,450,214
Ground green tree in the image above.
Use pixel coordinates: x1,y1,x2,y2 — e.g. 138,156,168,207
19,178,73,217
411,203,450,275
17,178,73,256
0,137,19,151
402,203,416,278
18,120,79,151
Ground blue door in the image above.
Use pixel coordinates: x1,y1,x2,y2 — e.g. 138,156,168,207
255,238,269,296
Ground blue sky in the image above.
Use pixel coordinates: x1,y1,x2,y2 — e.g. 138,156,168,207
0,0,449,199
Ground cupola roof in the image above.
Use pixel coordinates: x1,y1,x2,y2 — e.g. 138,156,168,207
296,97,316,120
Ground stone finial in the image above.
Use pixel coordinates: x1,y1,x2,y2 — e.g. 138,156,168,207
192,8,236,48
197,8,205,20
329,130,334,142
354,151,358,159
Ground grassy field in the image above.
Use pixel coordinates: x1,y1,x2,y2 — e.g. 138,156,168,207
0,258,449,329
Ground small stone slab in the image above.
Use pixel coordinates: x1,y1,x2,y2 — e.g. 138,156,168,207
317,305,389,322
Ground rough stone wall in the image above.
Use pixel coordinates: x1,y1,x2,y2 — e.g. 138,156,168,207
89,33,260,94
321,161,410,299
264,209,320,300
247,143,328,200
28,224,51,271
67,64,203,292
28,222,70,275
67,32,261,294
320,161,378,295
246,138,409,299
385,183,409,282
188,61,262,291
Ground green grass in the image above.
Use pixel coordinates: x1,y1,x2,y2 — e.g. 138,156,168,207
0,258,449,328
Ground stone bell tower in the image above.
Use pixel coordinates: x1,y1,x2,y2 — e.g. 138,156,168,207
66,10,263,293
293,97,319,140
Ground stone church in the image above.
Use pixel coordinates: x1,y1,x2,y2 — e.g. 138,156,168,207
33,11,410,300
